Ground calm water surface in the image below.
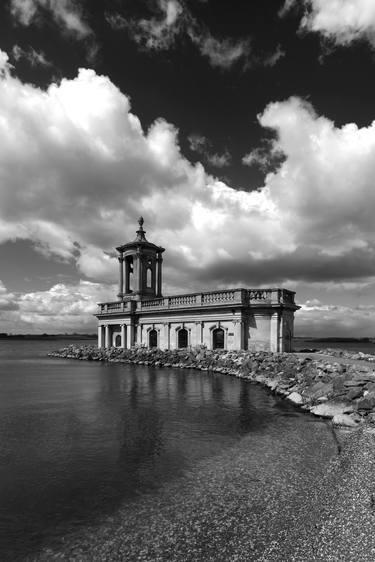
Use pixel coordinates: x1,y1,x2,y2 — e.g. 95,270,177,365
0,340,335,560
294,339,375,354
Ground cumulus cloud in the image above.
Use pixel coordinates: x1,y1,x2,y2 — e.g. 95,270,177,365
296,299,375,337
10,0,92,38
3,47,375,338
188,134,231,168
0,281,18,312
12,44,52,67
0,279,113,333
282,0,375,47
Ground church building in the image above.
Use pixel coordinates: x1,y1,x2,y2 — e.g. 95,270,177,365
96,218,299,352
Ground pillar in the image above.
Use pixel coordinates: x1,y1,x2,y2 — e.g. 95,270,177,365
98,325,103,348
234,321,242,350
129,322,136,347
270,313,279,352
121,324,126,349
118,254,124,298
157,254,163,297
105,325,110,348
137,324,142,345
278,312,284,352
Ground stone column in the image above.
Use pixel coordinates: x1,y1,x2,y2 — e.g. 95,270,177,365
118,254,124,298
137,324,142,345
121,324,126,349
270,313,279,352
157,254,163,297
278,312,283,352
129,322,136,348
97,325,103,348
234,321,242,350
105,325,110,348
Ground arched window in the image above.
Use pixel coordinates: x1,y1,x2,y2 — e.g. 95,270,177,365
213,328,225,349
149,329,158,348
115,334,122,348
147,267,152,288
178,328,188,348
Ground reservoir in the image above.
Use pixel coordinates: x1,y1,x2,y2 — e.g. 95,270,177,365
0,340,337,561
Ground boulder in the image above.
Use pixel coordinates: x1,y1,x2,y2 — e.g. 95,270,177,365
356,392,375,410
303,381,333,400
344,379,367,387
332,414,358,428
310,402,353,418
265,379,279,391
287,392,304,405
346,387,363,401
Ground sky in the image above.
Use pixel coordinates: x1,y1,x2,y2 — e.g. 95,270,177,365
1,0,375,336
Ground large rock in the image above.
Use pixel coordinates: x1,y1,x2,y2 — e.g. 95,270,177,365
287,392,304,405
346,387,363,400
332,414,358,428
356,392,375,410
310,402,353,418
303,381,333,401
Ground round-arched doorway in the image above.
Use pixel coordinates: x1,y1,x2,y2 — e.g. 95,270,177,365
178,328,188,348
213,328,225,349
149,329,158,348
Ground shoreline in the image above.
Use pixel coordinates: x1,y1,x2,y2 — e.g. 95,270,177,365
49,345,375,430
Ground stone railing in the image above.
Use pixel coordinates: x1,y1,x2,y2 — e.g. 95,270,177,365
169,294,197,306
97,301,131,314
202,290,236,303
97,288,296,315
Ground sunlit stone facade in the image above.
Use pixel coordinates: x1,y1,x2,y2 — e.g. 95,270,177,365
96,218,300,352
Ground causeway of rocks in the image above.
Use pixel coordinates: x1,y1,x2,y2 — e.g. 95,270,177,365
49,345,375,429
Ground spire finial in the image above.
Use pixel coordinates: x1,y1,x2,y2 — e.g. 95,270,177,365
135,216,147,242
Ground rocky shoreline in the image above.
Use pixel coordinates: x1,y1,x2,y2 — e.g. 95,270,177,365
49,345,375,429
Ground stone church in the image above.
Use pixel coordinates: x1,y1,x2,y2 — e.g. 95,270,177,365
96,218,299,352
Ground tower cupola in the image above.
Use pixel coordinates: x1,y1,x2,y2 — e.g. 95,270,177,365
116,217,165,300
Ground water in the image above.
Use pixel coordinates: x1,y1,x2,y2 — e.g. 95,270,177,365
0,340,337,561
294,338,375,355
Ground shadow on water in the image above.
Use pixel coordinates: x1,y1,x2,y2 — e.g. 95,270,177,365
0,342,321,560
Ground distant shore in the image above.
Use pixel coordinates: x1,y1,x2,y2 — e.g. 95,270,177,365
0,333,97,340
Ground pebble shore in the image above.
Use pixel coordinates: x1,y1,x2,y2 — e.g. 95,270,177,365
50,344,375,429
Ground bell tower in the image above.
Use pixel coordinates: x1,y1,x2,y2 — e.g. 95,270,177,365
116,217,165,301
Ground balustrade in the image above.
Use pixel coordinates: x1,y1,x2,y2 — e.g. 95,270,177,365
169,295,197,306
201,290,236,303
97,287,295,314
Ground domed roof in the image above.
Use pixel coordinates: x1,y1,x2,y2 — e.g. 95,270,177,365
116,217,165,253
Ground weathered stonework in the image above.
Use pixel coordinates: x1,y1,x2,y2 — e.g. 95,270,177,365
96,218,300,351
